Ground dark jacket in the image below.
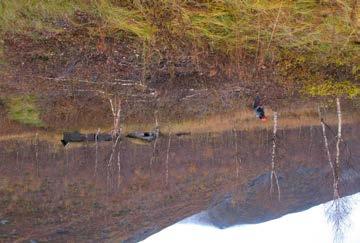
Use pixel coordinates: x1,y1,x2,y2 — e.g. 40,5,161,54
253,96,266,119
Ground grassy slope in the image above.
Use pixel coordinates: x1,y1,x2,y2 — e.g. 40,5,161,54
0,0,359,97
6,95,44,127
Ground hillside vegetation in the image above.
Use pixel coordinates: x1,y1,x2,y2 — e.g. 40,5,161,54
1,0,359,97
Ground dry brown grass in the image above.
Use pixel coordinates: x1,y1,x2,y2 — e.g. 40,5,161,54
1,103,359,145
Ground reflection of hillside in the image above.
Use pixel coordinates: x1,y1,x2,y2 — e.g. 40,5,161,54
1,101,359,144
0,124,359,242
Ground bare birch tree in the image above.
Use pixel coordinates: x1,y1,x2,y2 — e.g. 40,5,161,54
328,98,351,243
334,98,342,198
319,107,335,182
320,98,352,243
109,96,122,137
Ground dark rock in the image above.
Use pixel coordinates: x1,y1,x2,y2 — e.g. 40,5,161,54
248,173,269,188
0,219,9,225
175,132,191,137
126,130,190,143
56,228,69,235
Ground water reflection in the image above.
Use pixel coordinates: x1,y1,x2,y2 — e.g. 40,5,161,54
0,98,359,242
143,193,360,243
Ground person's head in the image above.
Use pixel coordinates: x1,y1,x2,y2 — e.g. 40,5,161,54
260,116,267,122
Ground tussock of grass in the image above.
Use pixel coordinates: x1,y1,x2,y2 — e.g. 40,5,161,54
0,0,84,33
1,1,358,54
6,95,44,127
0,0,154,39
305,80,360,98
93,0,156,40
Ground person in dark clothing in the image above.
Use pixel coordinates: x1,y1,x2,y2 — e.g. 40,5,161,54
253,96,267,121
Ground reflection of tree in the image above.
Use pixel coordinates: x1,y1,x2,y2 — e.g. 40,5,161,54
319,98,352,243
150,111,159,173
15,141,21,172
107,96,122,193
94,128,100,177
107,134,121,195
165,132,172,187
233,129,240,179
3,111,360,241
270,112,281,202
308,125,314,161
109,96,121,137
117,143,121,189
34,132,39,177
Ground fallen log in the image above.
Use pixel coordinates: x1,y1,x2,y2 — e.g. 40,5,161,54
126,131,191,142
61,131,116,146
126,131,158,142
61,130,191,146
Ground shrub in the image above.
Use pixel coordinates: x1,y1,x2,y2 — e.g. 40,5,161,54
6,95,44,127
